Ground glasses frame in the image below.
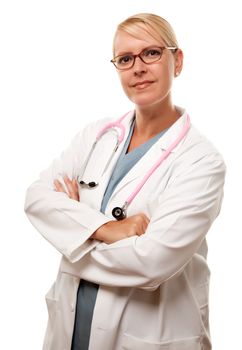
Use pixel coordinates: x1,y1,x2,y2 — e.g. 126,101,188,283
111,46,178,71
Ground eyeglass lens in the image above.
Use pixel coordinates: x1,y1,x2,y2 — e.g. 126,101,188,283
115,47,163,70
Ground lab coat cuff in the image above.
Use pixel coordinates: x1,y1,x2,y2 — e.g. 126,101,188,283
66,215,113,263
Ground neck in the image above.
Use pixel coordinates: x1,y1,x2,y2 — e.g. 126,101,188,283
134,101,180,139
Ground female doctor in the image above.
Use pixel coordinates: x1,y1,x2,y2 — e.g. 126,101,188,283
25,13,226,350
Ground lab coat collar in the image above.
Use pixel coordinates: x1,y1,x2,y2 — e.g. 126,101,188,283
158,107,188,152
121,106,188,153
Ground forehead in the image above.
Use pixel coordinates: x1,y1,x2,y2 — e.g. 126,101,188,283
114,27,165,56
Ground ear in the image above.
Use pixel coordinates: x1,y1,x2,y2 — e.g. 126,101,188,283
174,49,183,77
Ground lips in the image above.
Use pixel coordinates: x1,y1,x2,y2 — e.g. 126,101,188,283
132,80,154,88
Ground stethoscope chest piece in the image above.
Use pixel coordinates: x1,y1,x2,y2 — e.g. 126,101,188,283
112,206,127,221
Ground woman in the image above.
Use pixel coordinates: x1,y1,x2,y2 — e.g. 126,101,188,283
25,13,226,350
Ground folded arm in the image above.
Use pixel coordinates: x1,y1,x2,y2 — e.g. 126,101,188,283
24,121,113,262
61,154,226,289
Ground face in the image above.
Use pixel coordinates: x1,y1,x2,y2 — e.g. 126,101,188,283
113,28,183,108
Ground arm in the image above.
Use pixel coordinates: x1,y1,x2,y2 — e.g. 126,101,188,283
61,154,226,289
54,175,150,244
24,121,113,263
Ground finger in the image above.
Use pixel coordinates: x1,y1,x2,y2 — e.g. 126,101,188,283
54,179,66,193
64,176,79,200
134,218,145,236
142,221,148,234
71,179,80,200
137,214,149,235
72,179,80,200
144,216,150,227
136,230,144,236
64,176,74,196
140,213,150,223
72,179,79,191
139,213,150,230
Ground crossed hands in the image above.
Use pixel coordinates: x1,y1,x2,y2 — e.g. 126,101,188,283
53,176,150,244
54,176,79,201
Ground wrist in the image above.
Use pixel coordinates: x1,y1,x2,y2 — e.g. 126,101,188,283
91,221,113,242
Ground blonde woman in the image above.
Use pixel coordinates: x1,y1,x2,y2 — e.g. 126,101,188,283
25,13,226,350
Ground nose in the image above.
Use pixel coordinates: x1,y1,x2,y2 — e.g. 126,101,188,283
133,56,147,75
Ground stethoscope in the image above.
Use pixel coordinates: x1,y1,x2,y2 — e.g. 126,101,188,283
78,112,191,220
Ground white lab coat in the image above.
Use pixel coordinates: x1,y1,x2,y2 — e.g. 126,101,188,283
25,109,226,350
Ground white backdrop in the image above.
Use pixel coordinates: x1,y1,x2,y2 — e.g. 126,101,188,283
0,0,241,349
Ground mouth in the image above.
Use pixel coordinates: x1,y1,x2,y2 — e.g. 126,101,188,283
132,80,154,89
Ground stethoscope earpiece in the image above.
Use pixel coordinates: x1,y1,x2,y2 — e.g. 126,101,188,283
79,180,98,188
88,181,98,188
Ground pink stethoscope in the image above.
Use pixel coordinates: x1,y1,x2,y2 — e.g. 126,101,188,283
78,111,191,220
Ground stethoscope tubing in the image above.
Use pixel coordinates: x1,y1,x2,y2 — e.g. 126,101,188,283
78,111,191,220
125,115,191,205
78,112,131,186
96,112,129,143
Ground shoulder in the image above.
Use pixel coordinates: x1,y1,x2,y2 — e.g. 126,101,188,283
188,124,225,163
173,122,226,179
171,107,225,166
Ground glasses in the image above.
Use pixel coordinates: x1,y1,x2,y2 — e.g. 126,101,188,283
111,46,178,70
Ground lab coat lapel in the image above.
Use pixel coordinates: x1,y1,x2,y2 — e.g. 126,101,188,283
158,111,188,151
109,111,189,199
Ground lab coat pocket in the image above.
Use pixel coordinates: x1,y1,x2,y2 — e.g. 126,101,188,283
195,282,210,333
44,282,66,350
121,333,202,350
45,282,59,321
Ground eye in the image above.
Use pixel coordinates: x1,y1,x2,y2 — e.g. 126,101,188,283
117,54,133,65
144,48,162,57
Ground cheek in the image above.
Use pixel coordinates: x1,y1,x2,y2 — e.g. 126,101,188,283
119,73,132,95
166,59,175,81
156,63,174,90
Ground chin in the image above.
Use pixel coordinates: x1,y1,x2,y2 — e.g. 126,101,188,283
130,90,171,108
131,96,162,108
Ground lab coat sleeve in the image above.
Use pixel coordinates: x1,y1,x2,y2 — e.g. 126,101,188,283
61,152,226,289
24,120,112,263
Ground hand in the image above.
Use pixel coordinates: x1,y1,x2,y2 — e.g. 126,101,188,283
54,176,79,201
92,213,150,244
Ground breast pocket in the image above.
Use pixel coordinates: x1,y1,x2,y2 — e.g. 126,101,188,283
121,333,203,350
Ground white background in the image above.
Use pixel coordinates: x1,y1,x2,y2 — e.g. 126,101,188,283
0,0,241,349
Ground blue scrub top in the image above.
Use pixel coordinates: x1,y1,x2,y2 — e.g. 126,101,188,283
71,119,167,350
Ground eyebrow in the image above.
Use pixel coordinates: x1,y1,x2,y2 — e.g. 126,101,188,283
114,50,135,57
114,45,161,57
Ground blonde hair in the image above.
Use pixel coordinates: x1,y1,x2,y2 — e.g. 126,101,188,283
113,13,179,56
